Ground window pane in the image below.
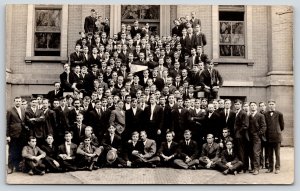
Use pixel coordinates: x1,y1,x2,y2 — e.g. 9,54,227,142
219,11,244,21
220,45,232,56
35,9,61,32
220,22,231,43
35,33,60,49
121,5,160,20
232,45,245,56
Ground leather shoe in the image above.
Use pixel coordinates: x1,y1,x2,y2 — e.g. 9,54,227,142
249,170,254,173
223,170,228,175
266,169,273,173
40,171,45,175
233,171,237,175
28,170,34,175
93,165,100,170
7,168,14,174
275,170,280,174
253,170,259,175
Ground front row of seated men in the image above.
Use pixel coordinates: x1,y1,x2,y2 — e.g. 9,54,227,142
21,126,242,176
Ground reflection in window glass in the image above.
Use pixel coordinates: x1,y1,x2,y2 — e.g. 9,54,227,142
35,33,60,49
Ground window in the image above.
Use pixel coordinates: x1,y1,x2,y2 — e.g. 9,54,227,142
121,5,160,36
219,6,245,58
34,8,62,56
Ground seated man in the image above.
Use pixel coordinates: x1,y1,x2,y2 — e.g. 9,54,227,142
174,130,199,169
21,136,46,175
40,134,62,173
216,140,243,175
132,131,160,168
76,136,103,171
99,125,124,167
219,128,234,151
57,131,78,172
199,134,220,169
122,131,144,167
155,131,178,167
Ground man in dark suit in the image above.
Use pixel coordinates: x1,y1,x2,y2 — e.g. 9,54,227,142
216,140,243,175
199,134,220,169
172,19,182,37
233,99,249,173
192,24,207,49
130,20,142,39
84,9,97,33
70,113,87,145
221,99,236,135
47,82,63,107
53,97,71,144
171,98,191,142
190,99,206,146
264,100,284,174
248,102,267,175
87,99,106,140
69,44,84,69
25,98,45,145
40,134,62,173
144,95,163,142
57,131,78,171
154,131,178,167
200,61,223,100
190,11,201,28
121,131,144,167
203,104,222,141
7,97,27,173
152,69,164,92
125,98,144,141
60,63,78,92
41,99,56,138
174,130,199,169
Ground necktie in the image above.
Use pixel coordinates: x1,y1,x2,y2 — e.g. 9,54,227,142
186,141,189,146
225,109,229,122
66,72,69,83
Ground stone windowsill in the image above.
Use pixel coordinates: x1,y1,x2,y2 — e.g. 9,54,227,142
25,56,68,64
212,58,255,66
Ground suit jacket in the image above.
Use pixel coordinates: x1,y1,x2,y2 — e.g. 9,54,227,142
220,149,240,164
88,54,102,68
42,109,56,136
141,139,156,159
200,69,223,87
144,104,163,131
220,109,236,135
204,111,222,139
184,34,194,53
58,142,78,160
84,15,96,33
249,112,267,137
101,133,122,154
6,107,26,138
191,18,201,28
69,52,84,68
87,109,106,138
157,141,178,157
109,109,125,127
40,144,59,161
25,108,45,138
47,89,63,106
169,69,182,79
130,27,142,38
234,109,249,139
70,123,87,145
153,77,165,92
201,142,220,162
192,32,207,48
177,139,198,160
125,107,144,133
60,72,76,92
171,108,191,135
172,26,181,37
53,106,71,137
264,111,284,143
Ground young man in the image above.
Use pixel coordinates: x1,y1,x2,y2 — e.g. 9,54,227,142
174,130,199,169
216,140,243,175
40,134,62,173
7,97,26,173
248,102,267,175
155,131,178,167
22,136,46,175
199,134,220,169
122,131,144,167
76,136,102,171
99,125,123,167
264,100,284,174
57,131,78,172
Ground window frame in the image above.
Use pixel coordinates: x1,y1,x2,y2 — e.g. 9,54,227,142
25,4,68,63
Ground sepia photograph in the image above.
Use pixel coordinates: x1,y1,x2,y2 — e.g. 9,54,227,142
5,4,294,184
